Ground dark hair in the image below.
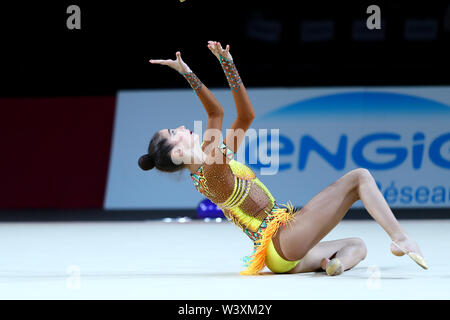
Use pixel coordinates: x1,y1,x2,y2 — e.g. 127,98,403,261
138,131,184,172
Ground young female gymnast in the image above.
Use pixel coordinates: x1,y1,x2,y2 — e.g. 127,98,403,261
141,41,428,276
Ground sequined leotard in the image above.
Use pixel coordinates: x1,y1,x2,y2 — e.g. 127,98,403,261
191,141,298,275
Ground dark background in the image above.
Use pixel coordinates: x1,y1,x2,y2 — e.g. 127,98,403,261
1,0,449,97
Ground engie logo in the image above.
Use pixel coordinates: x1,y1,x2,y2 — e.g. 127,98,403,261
244,132,450,172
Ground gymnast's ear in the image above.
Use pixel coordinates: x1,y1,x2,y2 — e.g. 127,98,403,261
170,147,184,164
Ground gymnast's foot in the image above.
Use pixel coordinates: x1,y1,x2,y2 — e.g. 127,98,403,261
390,236,428,270
321,258,344,276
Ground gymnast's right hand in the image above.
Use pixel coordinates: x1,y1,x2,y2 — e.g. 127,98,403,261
149,51,192,74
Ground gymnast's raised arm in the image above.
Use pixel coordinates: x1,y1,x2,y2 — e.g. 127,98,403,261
149,51,224,153
207,41,255,154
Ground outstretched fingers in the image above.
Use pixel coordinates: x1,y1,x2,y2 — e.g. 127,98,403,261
150,52,182,65
207,41,231,59
149,59,172,65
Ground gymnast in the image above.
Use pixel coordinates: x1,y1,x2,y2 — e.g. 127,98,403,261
140,41,427,275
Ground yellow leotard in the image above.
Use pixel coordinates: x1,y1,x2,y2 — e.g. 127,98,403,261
191,141,300,275
266,239,300,274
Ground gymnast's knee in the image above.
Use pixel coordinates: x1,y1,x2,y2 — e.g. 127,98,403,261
352,168,374,184
349,237,367,260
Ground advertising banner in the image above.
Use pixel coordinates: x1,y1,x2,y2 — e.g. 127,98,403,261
105,87,450,209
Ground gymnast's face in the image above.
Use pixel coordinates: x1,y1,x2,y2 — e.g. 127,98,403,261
159,125,200,162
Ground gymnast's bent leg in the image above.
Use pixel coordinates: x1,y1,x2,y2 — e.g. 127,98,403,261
286,237,367,275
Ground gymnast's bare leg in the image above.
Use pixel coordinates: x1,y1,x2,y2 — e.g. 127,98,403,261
272,168,427,274
286,237,367,275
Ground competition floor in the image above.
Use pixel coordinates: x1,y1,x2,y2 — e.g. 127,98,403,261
1,219,449,299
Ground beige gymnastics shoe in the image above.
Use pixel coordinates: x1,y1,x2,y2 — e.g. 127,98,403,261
391,241,428,270
324,258,344,276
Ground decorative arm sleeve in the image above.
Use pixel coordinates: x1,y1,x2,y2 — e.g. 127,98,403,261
182,72,203,95
219,56,242,92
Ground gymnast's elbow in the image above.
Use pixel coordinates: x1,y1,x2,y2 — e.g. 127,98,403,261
208,108,225,118
237,112,255,123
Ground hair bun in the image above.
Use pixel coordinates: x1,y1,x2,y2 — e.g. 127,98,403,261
138,154,155,171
